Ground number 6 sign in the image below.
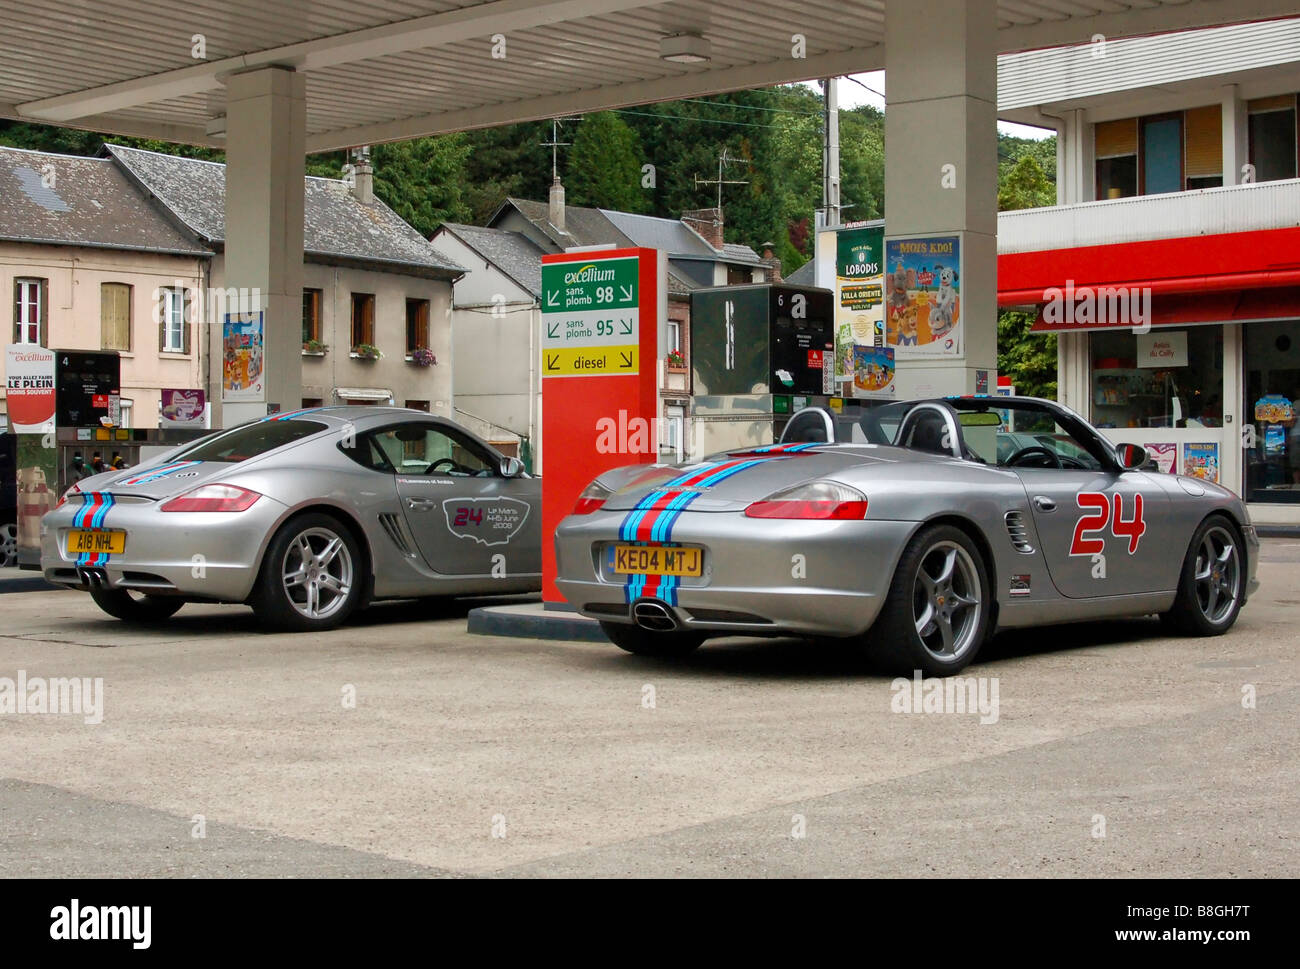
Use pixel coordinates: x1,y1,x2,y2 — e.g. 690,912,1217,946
1070,492,1146,555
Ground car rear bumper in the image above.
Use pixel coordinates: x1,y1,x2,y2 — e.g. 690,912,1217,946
555,510,917,637
39,496,286,602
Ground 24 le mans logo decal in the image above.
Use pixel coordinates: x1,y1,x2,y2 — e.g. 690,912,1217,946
1070,492,1146,555
442,497,530,546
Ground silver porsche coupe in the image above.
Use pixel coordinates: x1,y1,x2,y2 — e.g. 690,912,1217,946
555,396,1258,675
41,407,541,629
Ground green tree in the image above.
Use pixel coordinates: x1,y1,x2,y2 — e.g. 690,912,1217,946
998,153,1055,211
370,135,473,235
565,111,649,213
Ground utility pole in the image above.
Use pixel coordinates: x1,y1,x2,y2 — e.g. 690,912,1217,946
694,147,750,210
821,77,841,227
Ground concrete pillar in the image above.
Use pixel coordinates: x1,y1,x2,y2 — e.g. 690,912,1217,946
1220,85,1248,185
221,66,306,424
884,0,997,397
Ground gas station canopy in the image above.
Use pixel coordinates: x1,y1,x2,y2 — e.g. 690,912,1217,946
2,0,1293,152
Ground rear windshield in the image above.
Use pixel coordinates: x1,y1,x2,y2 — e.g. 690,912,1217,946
175,419,327,463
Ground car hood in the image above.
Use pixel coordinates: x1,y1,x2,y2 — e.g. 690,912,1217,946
597,444,940,511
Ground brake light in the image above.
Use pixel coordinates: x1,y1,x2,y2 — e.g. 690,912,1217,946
56,483,83,509
572,480,612,515
744,480,868,520
160,484,261,513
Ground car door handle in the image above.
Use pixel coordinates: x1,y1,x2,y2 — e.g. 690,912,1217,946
1032,495,1057,512
406,497,437,511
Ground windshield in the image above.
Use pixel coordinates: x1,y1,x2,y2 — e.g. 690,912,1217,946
173,419,328,463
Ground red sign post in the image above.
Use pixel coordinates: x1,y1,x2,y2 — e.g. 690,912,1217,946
540,247,665,603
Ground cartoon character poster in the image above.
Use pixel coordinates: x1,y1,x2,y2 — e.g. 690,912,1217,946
1146,442,1176,474
834,225,885,391
1182,442,1219,483
884,236,961,357
852,345,895,399
222,311,265,402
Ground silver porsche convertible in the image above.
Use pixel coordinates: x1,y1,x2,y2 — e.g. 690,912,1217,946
555,396,1258,675
41,407,541,629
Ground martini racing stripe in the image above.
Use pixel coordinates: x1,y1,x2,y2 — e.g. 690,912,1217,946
263,407,327,422
72,492,116,566
116,460,201,486
617,457,772,605
742,442,823,454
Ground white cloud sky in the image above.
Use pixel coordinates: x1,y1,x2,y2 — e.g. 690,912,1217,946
805,73,1056,141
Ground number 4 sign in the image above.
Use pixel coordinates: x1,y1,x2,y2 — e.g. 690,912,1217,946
1070,492,1146,555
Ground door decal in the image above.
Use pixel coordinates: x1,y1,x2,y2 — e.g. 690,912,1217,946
442,497,530,546
1069,492,1146,556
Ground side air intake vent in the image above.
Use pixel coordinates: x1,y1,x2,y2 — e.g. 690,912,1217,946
379,513,419,558
1004,511,1035,553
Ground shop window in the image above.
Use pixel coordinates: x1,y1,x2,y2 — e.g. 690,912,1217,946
351,292,375,349
1243,321,1300,504
405,298,430,355
1140,114,1183,195
101,282,132,351
1090,327,1223,430
1248,96,1298,183
302,289,322,345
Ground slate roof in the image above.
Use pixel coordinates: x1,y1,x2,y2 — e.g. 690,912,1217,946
104,144,464,279
0,146,210,256
784,258,816,286
439,222,546,297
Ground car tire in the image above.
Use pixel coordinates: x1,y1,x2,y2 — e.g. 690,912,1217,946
600,621,704,657
252,513,362,632
88,587,185,622
869,524,992,677
1160,515,1245,637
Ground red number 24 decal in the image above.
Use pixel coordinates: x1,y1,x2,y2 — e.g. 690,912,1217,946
1070,492,1146,556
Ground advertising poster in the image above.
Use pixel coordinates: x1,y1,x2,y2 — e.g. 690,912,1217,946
1147,442,1177,474
222,311,265,402
4,344,56,433
1182,442,1219,483
161,389,207,427
884,235,961,357
852,345,896,399
834,225,885,393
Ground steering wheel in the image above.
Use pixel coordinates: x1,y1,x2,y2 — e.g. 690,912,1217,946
427,457,467,475
1006,445,1062,469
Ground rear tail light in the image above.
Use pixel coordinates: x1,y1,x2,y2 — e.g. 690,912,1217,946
744,480,868,520
572,480,612,515
161,483,262,513
56,483,83,509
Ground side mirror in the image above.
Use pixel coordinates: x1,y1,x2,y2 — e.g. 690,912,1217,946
1115,443,1147,470
499,456,524,478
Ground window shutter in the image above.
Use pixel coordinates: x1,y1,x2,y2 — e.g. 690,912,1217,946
12,279,18,344
1095,118,1137,158
1185,105,1222,178
100,284,113,348
365,296,375,345
1248,94,1296,113
39,279,48,347
158,290,167,352
182,290,192,354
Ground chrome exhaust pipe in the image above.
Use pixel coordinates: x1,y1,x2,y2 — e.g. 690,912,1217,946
633,600,678,632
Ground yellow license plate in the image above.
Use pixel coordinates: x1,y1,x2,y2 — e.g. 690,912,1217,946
66,530,126,556
610,544,702,577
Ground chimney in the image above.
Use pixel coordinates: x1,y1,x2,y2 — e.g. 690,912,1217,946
682,207,724,249
349,146,373,205
549,176,566,232
760,242,783,283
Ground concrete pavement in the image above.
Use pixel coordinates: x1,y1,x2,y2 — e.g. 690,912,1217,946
1,543,1297,878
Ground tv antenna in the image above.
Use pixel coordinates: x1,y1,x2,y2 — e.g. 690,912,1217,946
541,116,581,179
694,147,750,210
